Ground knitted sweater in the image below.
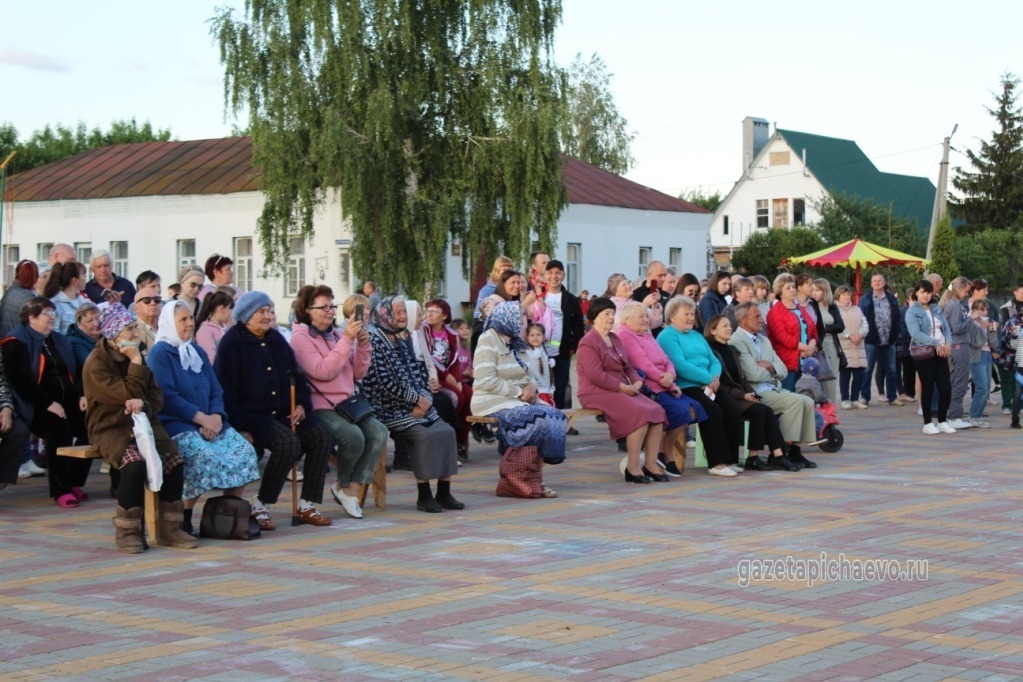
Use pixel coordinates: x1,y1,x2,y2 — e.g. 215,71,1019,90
470,329,533,415
147,340,226,437
657,324,720,389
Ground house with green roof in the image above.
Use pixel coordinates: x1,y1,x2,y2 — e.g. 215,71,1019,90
709,116,936,268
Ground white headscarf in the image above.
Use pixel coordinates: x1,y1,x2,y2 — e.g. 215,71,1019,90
156,300,204,373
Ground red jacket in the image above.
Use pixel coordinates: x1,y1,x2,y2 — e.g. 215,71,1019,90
766,302,818,371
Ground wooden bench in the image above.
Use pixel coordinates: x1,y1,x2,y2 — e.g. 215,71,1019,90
56,445,162,544
468,408,605,434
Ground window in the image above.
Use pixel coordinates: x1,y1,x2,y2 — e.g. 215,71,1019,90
4,245,19,287
723,215,730,236
285,237,306,296
756,200,769,228
37,243,53,263
74,242,92,279
338,249,350,290
177,239,196,270
565,242,581,294
233,237,253,291
769,151,790,166
668,247,682,275
793,199,805,225
111,241,129,278
773,199,789,228
638,246,652,279
450,243,461,257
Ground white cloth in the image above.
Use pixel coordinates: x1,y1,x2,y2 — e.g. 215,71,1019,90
545,291,564,357
155,300,204,373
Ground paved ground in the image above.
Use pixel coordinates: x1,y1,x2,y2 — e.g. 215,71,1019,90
2,393,1022,681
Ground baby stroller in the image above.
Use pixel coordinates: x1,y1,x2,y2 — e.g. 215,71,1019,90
798,357,844,453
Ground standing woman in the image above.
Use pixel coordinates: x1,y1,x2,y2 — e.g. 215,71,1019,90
810,278,844,403
766,273,818,391
576,298,667,483
0,260,39,337
66,303,103,382
290,287,390,519
361,295,463,512
199,253,243,301
215,291,335,530
45,261,89,335
698,271,732,328
84,304,197,552
904,280,954,434
606,273,662,328
472,256,515,353
195,289,235,365
2,297,89,507
835,286,868,409
147,300,260,534
176,265,206,321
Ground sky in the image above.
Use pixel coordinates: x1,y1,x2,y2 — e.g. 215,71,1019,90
2,0,1021,197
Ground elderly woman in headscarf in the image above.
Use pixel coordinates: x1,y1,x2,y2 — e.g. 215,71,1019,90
214,291,334,530
360,295,463,513
82,304,197,553
471,301,567,497
176,265,206,321
147,299,260,535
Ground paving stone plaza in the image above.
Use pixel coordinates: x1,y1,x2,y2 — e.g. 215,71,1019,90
2,399,1022,681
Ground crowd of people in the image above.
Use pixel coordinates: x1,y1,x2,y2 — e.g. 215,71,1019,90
1,242,1019,554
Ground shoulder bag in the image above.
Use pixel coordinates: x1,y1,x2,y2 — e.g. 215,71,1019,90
199,495,262,540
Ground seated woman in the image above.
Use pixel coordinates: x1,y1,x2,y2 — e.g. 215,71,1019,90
614,301,706,477
147,300,260,535
657,296,744,477
176,265,206,321
290,286,390,519
66,302,103,374
471,301,567,497
766,273,818,392
361,295,463,513
82,304,196,553
194,289,235,365
214,291,334,530
0,348,33,494
45,261,89,335
576,297,667,484
2,297,91,507
0,260,38,337
605,273,662,328
423,298,472,459
704,314,789,470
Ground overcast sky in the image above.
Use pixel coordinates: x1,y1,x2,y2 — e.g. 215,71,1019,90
3,0,1020,197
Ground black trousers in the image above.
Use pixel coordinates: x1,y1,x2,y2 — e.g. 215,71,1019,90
682,387,741,467
901,356,917,399
551,353,573,409
743,402,785,453
118,460,184,509
916,356,951,424
258,418,332,505
0,417,31,485
30,408,89,499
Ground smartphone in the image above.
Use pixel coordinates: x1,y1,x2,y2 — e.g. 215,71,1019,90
650,279,659,294
354,303,364,322
103,289,117,301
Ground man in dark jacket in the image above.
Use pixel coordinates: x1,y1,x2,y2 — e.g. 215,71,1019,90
632,261,671,337
858,273,902,406
543,260,584,414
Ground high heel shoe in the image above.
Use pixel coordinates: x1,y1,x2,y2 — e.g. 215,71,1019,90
642,466,669,482
624,469,652,484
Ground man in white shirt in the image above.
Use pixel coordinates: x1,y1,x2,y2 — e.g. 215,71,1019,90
543,260,584,417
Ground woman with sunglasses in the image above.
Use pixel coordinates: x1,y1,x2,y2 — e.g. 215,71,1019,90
176,265,206,321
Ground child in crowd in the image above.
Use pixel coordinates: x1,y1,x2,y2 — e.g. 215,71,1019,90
797,357,830,436
450,319,473,384
523,323,555,406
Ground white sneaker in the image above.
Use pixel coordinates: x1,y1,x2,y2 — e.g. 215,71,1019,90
854,399,868,410
22,460,46,476
917,407,923,416
707,466,737,477
922,423,940,435
1003,407,1011,415
686,440,696,449
936,422,957,434
728,464,745,474
841,401,852,409
948,418,972,430
17,463,33,479
970,418,991,429
330,483,364,519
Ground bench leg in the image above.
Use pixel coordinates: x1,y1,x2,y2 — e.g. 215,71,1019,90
143,486,160,546
359,444,388,510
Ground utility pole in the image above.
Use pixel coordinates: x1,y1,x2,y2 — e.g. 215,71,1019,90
926,124,958,261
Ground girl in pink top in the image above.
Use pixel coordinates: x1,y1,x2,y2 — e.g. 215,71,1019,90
195,290,235,365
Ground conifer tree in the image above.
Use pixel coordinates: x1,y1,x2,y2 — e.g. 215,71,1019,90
928,214,960,285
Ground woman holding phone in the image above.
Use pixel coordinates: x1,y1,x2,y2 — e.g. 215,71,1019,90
290,288,389,519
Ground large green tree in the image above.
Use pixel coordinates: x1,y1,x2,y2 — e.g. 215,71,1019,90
562,52,634,175
213,0,568,298
928,214,960,287
0,119,173,172
679,187,722,212
730,226,825,279
814,193,926,255
951,73,1023,232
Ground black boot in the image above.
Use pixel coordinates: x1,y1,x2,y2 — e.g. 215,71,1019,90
434,480,465,510
787,444,817,469
416,481,442,513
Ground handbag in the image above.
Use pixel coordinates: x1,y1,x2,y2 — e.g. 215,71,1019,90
199,495,262,540
910,344,935,360
810,350,836,382
495,445,543,498
131,412,163,492
335,394,375,423
832,334,848,371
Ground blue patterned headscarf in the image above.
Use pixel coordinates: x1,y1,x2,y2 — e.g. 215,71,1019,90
373,294,406,335
484,301,527,366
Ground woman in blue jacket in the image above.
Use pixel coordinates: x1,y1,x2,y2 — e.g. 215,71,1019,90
904,280,954,434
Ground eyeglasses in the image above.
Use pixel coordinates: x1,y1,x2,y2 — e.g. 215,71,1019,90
137,297,162,305
425,309,444,314
308,305,338,311
39,309,57,318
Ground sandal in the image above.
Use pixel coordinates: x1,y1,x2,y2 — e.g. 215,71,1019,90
251,509,276,531
541,486,557,498
55,493,79,508
71,487,90,502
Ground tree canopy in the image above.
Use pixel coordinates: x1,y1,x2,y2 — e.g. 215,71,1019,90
951,73,1023,233
679,187,723,212
213,0,568,298
0,119,173,172
562,52,634,175
729,226,825,280
814,193,927,255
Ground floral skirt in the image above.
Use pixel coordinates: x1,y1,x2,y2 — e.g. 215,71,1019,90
495,403,567,465
174,427,260,500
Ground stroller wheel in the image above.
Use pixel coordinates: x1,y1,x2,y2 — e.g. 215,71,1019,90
818,425,843,452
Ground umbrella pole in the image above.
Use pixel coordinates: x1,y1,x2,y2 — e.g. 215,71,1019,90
855,265,862,304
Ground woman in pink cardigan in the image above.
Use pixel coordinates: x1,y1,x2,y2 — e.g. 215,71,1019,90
289,286,390,520
615,301,706,473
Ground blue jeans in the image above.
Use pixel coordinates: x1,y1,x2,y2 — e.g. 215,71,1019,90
862,343,897,403
968,350,992,419
781,370,798,392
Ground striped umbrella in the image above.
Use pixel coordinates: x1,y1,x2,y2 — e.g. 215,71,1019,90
783,238,928,302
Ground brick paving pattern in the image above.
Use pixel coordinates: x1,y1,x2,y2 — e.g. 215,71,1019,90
2,396,1022,680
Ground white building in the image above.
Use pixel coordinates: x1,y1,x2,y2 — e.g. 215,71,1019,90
3,137,711,313
709,117,936,268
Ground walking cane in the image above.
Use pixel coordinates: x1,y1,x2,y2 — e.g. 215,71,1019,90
290,373,300,526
